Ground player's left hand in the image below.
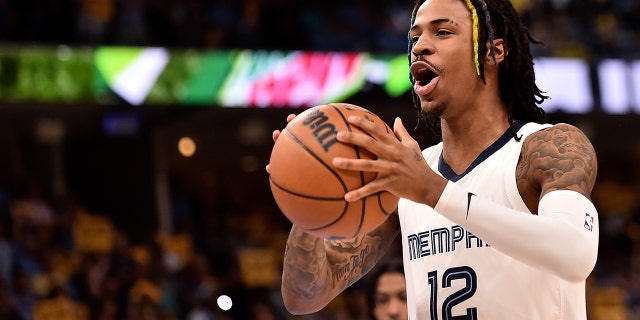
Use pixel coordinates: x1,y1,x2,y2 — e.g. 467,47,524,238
333,116,446,207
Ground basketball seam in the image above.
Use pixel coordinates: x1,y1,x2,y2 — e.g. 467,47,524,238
329,103,368,189
269,177,344,201
281,127,350,193
376,192,396,216
329,103,369,238
275,127,352,234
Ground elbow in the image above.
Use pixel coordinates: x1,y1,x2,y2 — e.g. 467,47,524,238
556,243,598,283
281,286,327,315
557,263,594,283
282,297,320,315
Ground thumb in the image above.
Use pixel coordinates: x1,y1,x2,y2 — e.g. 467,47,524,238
394,117,421,149
393,117,410,141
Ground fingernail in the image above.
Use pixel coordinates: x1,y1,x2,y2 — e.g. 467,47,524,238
344,192,354,202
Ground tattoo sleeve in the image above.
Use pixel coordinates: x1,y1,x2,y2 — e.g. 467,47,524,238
281,214,400,307
518,123,598,198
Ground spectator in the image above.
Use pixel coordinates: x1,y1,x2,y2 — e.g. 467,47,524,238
364,259,406,320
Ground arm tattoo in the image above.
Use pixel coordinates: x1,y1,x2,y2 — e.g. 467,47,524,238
282,215,400,301
518,123,597,197
325,223,394,287
330,243,371,284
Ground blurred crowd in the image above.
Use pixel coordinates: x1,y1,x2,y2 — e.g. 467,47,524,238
0,177,303,320
0,170,410,320
0,0,638,58
0,163,639,319
0,160,409,320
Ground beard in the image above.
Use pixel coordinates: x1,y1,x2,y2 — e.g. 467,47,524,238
419,99,445,133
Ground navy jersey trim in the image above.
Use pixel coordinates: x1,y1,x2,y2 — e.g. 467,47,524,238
438,121,527,182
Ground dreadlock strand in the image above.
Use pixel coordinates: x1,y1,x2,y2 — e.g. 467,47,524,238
463,0,481,75
478,0,497,65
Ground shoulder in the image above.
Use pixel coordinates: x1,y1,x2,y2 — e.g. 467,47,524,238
518,123,597,198
524,123,595,153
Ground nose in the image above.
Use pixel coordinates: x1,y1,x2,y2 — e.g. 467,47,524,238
386,297,404,316
411,35,433,59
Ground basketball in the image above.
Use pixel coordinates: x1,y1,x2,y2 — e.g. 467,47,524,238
268,103,399,239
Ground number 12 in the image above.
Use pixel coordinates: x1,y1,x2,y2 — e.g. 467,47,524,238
427,266,478,320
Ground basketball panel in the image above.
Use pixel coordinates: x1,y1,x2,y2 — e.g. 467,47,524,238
282,109,378,191
379,191,399,214
284,106,359,160
269,182,347,231
308,200,365,239
269,132,347,197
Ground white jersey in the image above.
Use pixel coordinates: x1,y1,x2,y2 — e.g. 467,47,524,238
398,122,588,320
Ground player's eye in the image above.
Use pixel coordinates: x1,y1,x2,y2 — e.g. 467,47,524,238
410,35,420,46
436,29,452,37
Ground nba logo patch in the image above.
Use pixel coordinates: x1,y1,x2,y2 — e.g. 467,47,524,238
584,213,594,232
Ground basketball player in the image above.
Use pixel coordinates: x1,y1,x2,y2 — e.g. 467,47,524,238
269,0,599,318
365,258,407,320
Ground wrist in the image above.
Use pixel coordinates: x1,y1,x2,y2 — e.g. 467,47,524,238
424,175,449,207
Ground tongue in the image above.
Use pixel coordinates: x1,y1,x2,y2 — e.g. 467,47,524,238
410,61,439,96
414,77,439,96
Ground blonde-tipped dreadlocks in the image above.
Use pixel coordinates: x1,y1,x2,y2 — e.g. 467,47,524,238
463,0,481,75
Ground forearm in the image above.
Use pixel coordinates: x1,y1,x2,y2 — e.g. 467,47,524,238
435,182,599,282
281,215,401,314
281,225,335,314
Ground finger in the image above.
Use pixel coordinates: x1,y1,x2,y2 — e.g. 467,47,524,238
337,117,395,157
393,117,410,140
347,115,394,141
344,180,385,202
272,130,281,142
344,188,364,202
393,117,421,149
273,114,298,142
335,130,379,155
332,157,376,171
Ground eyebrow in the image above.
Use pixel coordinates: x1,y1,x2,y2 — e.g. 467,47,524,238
411,18,459,31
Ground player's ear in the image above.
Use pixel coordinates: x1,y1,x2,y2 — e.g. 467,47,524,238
485,39,506,65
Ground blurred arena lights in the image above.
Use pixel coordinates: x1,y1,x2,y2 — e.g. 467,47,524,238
216,294,232,311
178,137,197,157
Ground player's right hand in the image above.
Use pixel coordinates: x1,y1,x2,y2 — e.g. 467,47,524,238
267,113,298,174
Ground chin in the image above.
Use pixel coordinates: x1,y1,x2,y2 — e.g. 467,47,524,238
421,100,444,119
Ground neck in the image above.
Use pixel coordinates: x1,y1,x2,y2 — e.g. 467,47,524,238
439,102,510,174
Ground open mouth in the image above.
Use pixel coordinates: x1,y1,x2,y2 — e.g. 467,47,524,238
410,61,440,96
410,61,438,84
